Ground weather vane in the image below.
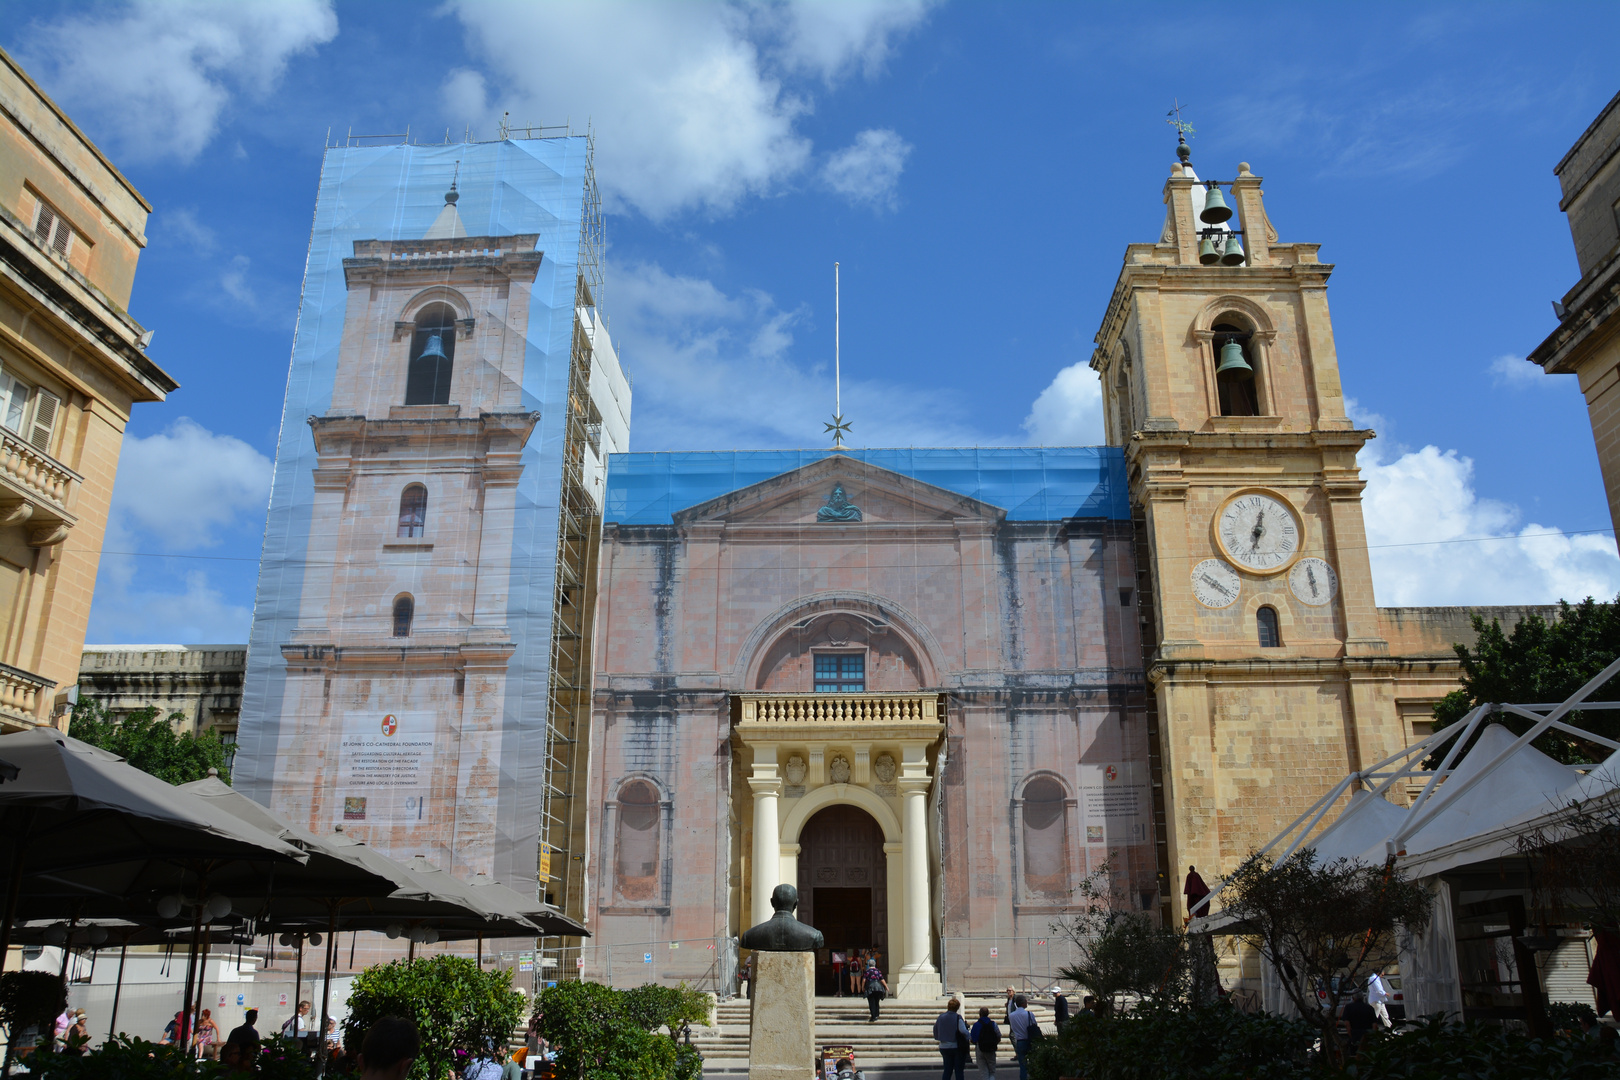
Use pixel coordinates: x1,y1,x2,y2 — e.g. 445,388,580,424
1165,99,1195,140
825,261,851,448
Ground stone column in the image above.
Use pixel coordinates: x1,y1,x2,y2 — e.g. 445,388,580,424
749,761,781,928
895,757,941,999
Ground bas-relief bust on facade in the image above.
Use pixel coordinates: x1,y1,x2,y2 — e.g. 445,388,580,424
816,484,862,522
739,883,825,952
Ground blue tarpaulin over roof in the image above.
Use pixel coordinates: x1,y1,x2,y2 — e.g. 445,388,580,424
604,447,1130,524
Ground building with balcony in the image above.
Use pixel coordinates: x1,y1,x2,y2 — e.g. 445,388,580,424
0,47,176,732
1529,90,1620,536
583,449,1151,996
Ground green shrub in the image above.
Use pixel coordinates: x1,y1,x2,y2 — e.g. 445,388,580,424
1548,999,1600,1034
535,981,707,1080
1026,1001,1316,1080
343,955,525,1080
1347,1015,1620,1080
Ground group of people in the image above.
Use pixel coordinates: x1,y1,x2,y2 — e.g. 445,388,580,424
935,991,1074,1080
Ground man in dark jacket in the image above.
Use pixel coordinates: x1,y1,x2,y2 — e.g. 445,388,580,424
970,1006,1001,1079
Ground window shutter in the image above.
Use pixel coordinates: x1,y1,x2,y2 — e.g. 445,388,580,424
34,204,55,243
28,389,59,454
51,221,72,257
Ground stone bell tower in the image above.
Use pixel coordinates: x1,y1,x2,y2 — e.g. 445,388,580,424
1089,138,1411,916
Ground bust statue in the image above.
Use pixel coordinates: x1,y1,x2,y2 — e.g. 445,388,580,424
738,884,825,952
816,484,862,523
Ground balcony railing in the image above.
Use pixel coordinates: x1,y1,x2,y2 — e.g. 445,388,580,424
0,427,79,524
0,661,55,732
736,692,941,726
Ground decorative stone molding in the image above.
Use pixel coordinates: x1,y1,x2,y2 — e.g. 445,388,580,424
0,428,79,541
0,661,56,732
737,693,940,727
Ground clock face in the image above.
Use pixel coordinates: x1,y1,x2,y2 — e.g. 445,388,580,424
1191,559,1241,609
1216,490,1302,574
1289,557,1338,606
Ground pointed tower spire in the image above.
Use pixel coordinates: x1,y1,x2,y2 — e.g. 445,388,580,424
424,160,468,240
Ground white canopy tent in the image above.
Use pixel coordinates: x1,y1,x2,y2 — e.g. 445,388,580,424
1192,655,1620,1020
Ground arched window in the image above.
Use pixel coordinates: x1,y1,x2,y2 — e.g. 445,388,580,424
1213,320,1259,417
405,304,456,406
397,485,427,538
616,780,661,902
1021,776,1070,896
392,594,414,638
1257,606,1281,648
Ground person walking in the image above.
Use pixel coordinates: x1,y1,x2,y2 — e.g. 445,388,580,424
1008,995,1035,1080
1002,987,1017,1026
970,1005,1001,1080
934,998,970,1080
1052,992,1069,1028
1366,972,1393,1028
863,962,888,1023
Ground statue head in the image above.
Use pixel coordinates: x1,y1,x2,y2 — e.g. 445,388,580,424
829,484,848,507
770,883,799,914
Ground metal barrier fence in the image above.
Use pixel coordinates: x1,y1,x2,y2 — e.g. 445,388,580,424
572,936,738,994
939,936,1084,996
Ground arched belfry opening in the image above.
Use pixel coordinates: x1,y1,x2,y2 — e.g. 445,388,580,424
797,803,888,995
405,302,457,405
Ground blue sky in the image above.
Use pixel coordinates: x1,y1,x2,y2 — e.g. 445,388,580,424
7,1,1620,643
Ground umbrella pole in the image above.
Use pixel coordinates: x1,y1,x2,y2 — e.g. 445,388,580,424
291,937,303,1041
198,925,213,1053
181,897,204,1052
477,933,483,967
317,912,336,1077
108,937,129,1040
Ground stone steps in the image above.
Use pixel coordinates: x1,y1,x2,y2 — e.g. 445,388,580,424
691,998,1056,1064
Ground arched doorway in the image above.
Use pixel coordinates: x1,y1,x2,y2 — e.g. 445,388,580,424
797,804,887,995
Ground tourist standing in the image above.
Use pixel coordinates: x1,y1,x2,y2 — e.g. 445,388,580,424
1366,972,1393,1028
863,962,888,1023
1183,866,1210,919
64,1010,88,1055
933,998,969,1080
1342,991,1377,1055
1052,992,1069,1028
227,1009,260,1048
970,1006,1001,1080
1007,995,1035,1080
1002,987,1016,1025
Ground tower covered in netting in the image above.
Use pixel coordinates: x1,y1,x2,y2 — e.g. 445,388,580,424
235,133,629,936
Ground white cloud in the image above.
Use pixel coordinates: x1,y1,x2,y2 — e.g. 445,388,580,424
156,208,217,254
823,129,912,210
1488,353,1554,388
87,566,253,645
446,1,934,219
110,418,273,549
612,261,985,450
769,0,936,82
1360,440,1620,605
1022,362,1104,445
20,0,337,163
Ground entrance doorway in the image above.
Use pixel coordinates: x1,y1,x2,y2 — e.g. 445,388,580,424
797,805,887,995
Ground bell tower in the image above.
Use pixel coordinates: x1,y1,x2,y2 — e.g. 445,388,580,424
1090,139,1408,916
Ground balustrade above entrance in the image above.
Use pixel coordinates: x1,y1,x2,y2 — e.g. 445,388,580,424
735,692,943,734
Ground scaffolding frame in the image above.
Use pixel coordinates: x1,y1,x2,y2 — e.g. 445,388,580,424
537,133,608,980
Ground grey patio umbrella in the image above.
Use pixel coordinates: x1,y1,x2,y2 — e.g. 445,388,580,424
0,728,304,957
466,872,589,937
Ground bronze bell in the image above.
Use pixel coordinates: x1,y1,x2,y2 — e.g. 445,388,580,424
1214,339,1252,380
418,331,448,362
1199,236,1221,266
1200,184,1233,224
1220,233,1246,266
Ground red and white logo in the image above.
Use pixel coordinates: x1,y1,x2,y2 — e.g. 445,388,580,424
380,714,399,737
1104,765,1118,782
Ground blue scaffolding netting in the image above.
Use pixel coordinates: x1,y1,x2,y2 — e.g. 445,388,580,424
604,446,1130,525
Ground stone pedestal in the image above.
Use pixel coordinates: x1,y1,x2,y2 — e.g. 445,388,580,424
748,951,815,1080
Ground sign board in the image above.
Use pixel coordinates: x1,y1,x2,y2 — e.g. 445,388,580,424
1079,762,1150,844
218,995,227,1007
989,948,998,957
336,711,435,825
538,844,557,882
644,953,653,963
237,994,245,1007
518,954,534,972
280,993,288,1006
576,958,585,968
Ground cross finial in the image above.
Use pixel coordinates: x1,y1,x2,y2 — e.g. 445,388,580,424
1166,99,1195,139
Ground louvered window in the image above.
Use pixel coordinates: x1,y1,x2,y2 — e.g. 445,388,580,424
0,375,61,455
29,389,59,453
32,201,75,259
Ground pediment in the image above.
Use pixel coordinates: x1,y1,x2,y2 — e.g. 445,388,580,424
672,455,1006,527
